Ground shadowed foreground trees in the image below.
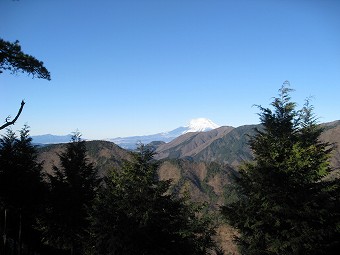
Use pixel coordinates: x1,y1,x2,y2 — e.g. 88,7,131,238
40,132,100,255
0,126,46,254
222,84,340,254
90,144,217,255
0,131,219,255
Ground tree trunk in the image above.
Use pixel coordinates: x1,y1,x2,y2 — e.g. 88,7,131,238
18,209,22,255
3,209,7,255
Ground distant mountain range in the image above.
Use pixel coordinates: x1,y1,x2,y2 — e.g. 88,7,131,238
37,120,340,178
36,119,340,212
31,134,73,145
31,120,340,168
31,118,221,148
109,118,220,149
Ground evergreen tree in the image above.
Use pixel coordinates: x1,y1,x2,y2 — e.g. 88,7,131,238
0,38,50,79
0,126,46,254
0,129,17,254
90,144,216,255
222,84,340,254
41,132,99,255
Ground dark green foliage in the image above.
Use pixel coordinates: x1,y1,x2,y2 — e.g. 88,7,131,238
193,125,256,165
222,84,340,254
0,38,50,80
0,126,46,254
41,132,100,254
91,144,216,255
84,140,132,177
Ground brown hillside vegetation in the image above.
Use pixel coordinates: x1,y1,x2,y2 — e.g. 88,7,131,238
320,120,340,179
36,120,340,254
158,159,236,207
156,121,340,172
38,140,132,176
155,126,234,160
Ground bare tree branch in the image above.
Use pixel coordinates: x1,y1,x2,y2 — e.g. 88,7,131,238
0,100,25,130
1,39,50,131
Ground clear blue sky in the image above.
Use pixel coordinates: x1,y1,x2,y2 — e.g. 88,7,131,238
1,0,339,139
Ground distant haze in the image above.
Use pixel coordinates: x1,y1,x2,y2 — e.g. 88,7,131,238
32,118,222,149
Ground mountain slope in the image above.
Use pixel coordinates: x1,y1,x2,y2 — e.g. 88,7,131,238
193,124,257,166
320,120,340,179
158,159,237,207
38,140,132,176
110,118,220,149
155,121,340,170
155,125,256,167
154,126,234,160
37,140,236,208
37,120,340,183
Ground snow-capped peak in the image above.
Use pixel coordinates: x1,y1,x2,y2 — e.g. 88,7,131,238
184,118,220,133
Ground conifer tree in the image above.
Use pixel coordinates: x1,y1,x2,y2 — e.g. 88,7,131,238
222,83,340,254
0,126,46,254
41,132,99,255
0,129,17,254
90,144,216,255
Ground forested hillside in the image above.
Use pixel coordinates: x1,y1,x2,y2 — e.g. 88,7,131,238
38,141,236,209
38,140,132,177
37,120,340,207
36,119,340,254
32,118,340,255
156,121,340,171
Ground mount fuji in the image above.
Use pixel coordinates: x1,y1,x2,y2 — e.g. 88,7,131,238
184,118,220,133
110,118,221,149
30,118,221,148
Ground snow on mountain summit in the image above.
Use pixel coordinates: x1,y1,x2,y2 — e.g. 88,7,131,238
108,118,220,149
184,118,220,133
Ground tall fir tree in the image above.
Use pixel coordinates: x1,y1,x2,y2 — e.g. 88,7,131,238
222,84,340,254
0,126,46,254
41,132,99,255
90,144,216,255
